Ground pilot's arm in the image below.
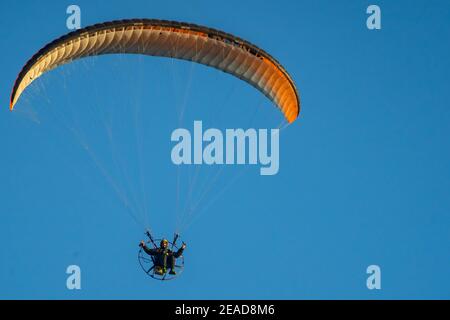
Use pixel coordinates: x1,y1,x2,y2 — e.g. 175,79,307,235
140,241,158,256
173,243,186,258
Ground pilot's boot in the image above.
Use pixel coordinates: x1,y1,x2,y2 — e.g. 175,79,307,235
155,266,164,275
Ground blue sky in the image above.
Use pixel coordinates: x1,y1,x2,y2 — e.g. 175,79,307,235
1,0,449,299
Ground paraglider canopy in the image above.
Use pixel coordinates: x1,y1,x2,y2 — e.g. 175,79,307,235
9,19,300,123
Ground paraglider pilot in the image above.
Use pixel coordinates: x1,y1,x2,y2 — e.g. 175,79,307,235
139,238,186,275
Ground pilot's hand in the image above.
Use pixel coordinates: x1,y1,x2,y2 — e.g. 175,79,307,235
181,243,187,249
139,240,145,247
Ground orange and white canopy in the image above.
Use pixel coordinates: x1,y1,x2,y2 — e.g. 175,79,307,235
10,19,300,123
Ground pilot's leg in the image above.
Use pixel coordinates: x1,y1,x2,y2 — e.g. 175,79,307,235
168,256,176,275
